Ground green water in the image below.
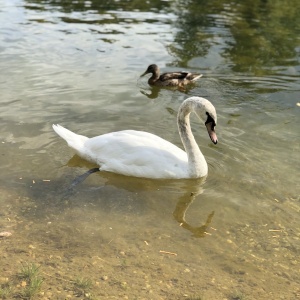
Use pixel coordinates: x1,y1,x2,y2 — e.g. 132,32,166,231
0,0,299,299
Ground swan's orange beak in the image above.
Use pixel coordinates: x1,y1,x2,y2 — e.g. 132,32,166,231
205,122,218,144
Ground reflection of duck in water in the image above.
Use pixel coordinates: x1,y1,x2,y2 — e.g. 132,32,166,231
53,96,218,180
139,84,195,100
140,85,160,99
140,64,203,87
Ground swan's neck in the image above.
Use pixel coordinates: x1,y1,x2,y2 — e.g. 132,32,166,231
177,102,208,177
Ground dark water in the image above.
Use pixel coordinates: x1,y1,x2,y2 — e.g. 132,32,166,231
0,0,299,299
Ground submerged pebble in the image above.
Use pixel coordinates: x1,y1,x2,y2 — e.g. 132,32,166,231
0,231,12,237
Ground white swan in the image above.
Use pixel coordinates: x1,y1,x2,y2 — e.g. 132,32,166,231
52,96,218,179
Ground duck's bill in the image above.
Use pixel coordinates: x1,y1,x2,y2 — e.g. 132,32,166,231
205,122,218,144
140,70,148,77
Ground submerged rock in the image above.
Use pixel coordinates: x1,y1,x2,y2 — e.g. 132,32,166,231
0,231,12,238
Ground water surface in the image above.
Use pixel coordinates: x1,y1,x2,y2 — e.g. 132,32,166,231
0,0,299,299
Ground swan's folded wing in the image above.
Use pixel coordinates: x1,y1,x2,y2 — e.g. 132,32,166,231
83,130,188,178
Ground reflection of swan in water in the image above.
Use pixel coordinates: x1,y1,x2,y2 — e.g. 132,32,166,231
64,157,215,238
173,190,214,238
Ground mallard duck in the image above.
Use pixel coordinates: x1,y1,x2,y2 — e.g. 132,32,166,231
140,64,203,87
52,96,217,179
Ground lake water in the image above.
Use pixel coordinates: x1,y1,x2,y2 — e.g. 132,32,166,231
0,0,299,299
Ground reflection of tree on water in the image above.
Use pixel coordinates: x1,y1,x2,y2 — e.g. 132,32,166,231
25,0,300,75
25,0,172,16
170,0,300,74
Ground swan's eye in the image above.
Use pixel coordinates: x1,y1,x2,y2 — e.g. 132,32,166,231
205,112,216,128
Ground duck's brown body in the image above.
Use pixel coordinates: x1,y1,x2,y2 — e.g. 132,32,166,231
140,64,202,87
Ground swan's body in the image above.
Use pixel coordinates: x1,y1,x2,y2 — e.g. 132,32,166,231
53,97,217,179
140,64,202,87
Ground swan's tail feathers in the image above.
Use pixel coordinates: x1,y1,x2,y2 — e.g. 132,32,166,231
52,124,88,152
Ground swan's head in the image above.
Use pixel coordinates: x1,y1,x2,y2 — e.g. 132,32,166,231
190,97,218,145
140,64,159,77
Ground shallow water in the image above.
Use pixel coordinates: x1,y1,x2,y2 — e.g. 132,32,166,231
0,0,300,299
